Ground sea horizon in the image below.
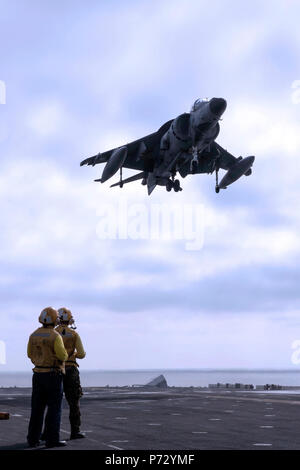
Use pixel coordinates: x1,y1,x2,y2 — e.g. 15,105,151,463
1,368,300,388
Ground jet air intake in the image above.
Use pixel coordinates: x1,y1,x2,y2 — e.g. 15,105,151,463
209,98,227,116
100,147,128,183
218,156,255,189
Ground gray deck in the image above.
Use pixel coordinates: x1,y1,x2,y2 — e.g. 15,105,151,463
0,387,300,450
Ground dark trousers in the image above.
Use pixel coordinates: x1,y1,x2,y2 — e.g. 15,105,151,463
63,366,83,434
27,371,63,445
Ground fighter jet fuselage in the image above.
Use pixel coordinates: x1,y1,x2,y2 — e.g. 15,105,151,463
80,98,255,195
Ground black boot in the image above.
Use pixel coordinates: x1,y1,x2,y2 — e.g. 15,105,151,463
70,431,86,439
27,440,41,448
45,440,67,448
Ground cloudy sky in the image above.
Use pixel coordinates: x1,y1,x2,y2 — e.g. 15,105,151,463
1,0,300,372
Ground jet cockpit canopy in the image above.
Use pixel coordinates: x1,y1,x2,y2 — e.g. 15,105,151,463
190,98,209,112
191,98,209,113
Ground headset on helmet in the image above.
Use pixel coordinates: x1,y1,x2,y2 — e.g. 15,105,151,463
39,307,59,326
58,307,76,329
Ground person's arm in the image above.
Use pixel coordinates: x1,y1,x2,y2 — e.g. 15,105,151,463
27,340,31,359
75,333,86,359
54,335,68,362
27,339,36,365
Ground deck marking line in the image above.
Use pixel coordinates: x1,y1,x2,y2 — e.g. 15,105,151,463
253,443,272,446
104,443,124,450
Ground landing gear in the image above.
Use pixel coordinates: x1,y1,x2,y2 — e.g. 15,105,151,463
166,178,182,192
190,147,199,174
166,180,172,192
173,179,181,192
119,167,123,188
215,165,220,193
191,160,198,174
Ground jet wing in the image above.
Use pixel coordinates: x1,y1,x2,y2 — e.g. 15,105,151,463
177,141,239,178
212,142,238,170
204,142,255,190
80,119,174,172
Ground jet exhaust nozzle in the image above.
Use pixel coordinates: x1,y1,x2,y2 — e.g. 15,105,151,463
218,156,255,189
100,147,128,183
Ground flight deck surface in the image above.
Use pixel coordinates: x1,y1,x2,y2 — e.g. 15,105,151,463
0,386,299,450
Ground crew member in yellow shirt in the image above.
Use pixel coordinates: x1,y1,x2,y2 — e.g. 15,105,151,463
56,307,86,439
27,307,68,448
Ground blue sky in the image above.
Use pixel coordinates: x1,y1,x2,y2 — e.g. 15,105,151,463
1,0,300,371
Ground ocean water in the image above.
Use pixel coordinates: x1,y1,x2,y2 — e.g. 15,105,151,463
0,369,300,388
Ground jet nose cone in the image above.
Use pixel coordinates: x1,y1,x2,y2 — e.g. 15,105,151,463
244,155,255,166
209,98,227,116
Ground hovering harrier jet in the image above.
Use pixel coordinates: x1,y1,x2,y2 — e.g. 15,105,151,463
80,98,255,195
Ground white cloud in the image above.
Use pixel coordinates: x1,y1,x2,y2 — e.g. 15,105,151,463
219,99,300,158
27,101,68,138
2,0,300,371
2,308,300,371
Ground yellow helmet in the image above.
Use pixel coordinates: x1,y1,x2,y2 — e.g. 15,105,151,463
39,307,59,325
58,307,75,326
